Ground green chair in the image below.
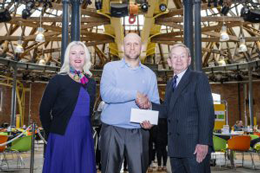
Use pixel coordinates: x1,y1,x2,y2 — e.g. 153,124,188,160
250,135,259,140
0,132,8,136
249,135,259,150
249,135,260,160
9,135,32,168
213,135,227,166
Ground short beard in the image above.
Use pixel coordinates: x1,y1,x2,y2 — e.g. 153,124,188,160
125,53,140,60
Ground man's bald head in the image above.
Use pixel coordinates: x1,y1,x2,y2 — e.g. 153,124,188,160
124,33,141,44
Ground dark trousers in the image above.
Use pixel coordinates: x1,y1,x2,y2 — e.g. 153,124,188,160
148,138,156,165
100,123,149,173
95,126,102,170
170,154,211,173
157,144,167,166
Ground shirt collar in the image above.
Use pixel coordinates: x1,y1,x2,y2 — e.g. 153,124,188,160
175,68,188,80
120,58,145,69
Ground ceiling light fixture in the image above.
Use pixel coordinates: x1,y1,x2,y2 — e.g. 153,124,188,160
159,4,167,12
35,13,45,43
218,56,226,66
220,25,229,41
238,37,247,52
238,24,247,53
0,9,12,22
38,46,46,65
22,0,35,19
35,27,45,42
15,39,24,53
141,2,149,13
38,58,46,65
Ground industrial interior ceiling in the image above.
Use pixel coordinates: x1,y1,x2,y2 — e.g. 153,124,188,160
0,0,260,84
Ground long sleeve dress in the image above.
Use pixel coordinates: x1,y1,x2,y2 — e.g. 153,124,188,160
40,74,96,173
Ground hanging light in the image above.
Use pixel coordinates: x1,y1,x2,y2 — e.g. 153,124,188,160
38,58,46,65
35,27,45,42
220,25,229,42
35,13,45,43
218,56,226,66
38,46,46,65
15,39,24,53
238,37,247,52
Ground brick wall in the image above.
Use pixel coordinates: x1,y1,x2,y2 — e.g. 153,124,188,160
30,83,47,126
0,83,46,127
211,82,260,127
0,86,12,124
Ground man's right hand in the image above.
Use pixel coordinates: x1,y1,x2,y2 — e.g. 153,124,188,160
136,92,151,109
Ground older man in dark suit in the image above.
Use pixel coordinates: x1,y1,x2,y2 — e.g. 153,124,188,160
137,43,215,173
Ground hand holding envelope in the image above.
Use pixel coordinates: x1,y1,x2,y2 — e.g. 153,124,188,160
133,93,158,129
130,108,159,125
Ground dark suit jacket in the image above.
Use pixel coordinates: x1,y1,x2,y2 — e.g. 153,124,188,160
152,68,214,158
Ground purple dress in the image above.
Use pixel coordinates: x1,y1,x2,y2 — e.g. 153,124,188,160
43,87,96,173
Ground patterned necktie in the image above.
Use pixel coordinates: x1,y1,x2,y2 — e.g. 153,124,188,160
172,75,178,91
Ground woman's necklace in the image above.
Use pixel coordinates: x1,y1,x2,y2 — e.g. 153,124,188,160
69,66,89,85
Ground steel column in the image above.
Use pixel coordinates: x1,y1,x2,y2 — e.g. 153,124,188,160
30,123,36,173
243,83,248,126
71,0,81,41
10,55,18,127
194,0,202,71
183,0,194,69
61,0,70,66
238,83,242,120
248,66,254,127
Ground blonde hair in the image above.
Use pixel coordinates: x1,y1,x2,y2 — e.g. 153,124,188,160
169,43,191,58
59,41,92,76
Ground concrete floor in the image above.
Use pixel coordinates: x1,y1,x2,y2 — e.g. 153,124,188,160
0,143,259,173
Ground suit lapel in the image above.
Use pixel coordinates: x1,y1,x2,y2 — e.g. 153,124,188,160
169,68,193,111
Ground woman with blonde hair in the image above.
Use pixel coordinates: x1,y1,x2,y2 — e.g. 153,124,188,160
40,41,96,173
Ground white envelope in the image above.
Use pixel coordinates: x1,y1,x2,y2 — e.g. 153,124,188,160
130,108,159,125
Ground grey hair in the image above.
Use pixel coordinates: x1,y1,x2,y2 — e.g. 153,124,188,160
59,41,92,76
169,43,191,58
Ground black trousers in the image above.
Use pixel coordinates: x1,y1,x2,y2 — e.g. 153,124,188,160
170,154,211,173
100,123,149,173
156,143,167,166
